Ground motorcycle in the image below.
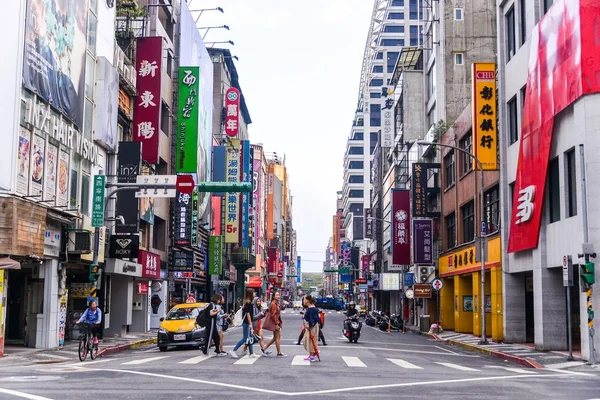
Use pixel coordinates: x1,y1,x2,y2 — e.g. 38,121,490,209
378,313,403,332
343,315,362,343
366,310,384,327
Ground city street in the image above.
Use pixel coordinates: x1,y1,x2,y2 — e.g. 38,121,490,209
0,312,598,400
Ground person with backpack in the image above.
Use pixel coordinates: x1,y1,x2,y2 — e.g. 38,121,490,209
242,297,271,355
229,289,258,358
215,294,229,356
199,294,224,356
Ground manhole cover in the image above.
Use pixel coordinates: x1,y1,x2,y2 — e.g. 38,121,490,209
0,375,61,382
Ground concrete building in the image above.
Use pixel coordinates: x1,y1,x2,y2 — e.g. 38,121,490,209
497,0,599,360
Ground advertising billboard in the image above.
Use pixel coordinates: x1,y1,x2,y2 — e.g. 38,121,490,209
176,67,200,173
23,0,89,129
225,139,241,243
472,63,497,171
133,37,162,164
116,142,140,233
391,189,411,265
253,158,262,256
225,88,240,137
413,219,433,265
175,192,192,246
381,87,394,147
241,140,251,248
94,56,119,151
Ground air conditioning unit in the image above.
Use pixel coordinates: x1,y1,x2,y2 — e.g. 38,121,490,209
67,231,92,254
244,274,250,286
417,266,436,283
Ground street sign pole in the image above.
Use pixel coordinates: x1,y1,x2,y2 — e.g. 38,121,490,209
563,255,574,361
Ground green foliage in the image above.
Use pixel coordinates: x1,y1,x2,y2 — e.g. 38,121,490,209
432,119,456,142
117,0,146,18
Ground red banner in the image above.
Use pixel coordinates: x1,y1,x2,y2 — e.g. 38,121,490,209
508,0,600,252
211,196,222,236
392,189,410,265
139,249,160,279
133,37,162,164
224,88,240,137
361,255,370,278
268,247,277,276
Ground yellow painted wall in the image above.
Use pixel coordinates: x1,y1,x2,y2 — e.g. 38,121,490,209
440,278,455,330
439,237,502,275
490,266,503,341
454,275,473,333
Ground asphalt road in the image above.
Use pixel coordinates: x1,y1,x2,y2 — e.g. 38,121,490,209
0,310,598,400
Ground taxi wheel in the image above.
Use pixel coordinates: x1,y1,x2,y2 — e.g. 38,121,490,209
159,346,168,352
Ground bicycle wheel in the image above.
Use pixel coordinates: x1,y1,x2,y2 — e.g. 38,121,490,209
89,339,98,360
78,336,88,362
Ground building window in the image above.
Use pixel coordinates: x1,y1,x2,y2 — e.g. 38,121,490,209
370,118,381,127
372,65,384,73
409,0,422,19
87,10,97,54
81,173,90,216
348,147,364,155
508,95,518,144
349,175,364,184
384,25,404,33
353,132,364,140
349,190,364,198
484,185,500,235
461,201,475,242
506,6,516,61
519,0,527,45
370,78,384,87
85,54,96,99
565,148,577,217
349,161,364,170
381,39,404,46
454,53,464,65
370,92,381,99
427,62,436,97
161,102,170,135
410,25,418,46
520,84,527,111
509,182,515,212
391,0,404,5
376,52,384,60
544,0,554,13
370,132,378,143
445,212,456,250
459,132,472,175
153,217,166,251
548,157,560,223
388,12,404,19
444,150,455,188
455,8,464,21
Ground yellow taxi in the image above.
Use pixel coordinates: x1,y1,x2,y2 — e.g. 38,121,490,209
157,302,208,352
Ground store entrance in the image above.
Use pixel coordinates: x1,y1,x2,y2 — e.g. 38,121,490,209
525,273,534,343
6,271,26,342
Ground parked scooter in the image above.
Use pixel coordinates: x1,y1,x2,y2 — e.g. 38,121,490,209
378,313,403,331
343,314,362,343
365,310,382,327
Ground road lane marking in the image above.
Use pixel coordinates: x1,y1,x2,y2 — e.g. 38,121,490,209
121,356,169,365
36,354,71,360
435,362,479,371
342,356,366,367
66,359,112,366
0,388,54,400
546,368,595,377
484,366,536,374
387,358,423,369
234,355,261,365
291,355,311,366
179,355,214,364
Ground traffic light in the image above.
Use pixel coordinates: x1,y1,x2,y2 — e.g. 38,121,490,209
581,261,595,286
88,264,100,282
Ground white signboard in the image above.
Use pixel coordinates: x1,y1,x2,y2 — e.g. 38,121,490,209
105,258,142,278
382,272,400,291
381,86,394,147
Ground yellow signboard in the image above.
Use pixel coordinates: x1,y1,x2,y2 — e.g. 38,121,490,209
332,215,338,257
438,237,501,276
225,139,241,244
472,62,497,170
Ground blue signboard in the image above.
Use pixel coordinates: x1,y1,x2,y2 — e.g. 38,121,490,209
297,256,302,283
241,140,250,247
404,272,415,286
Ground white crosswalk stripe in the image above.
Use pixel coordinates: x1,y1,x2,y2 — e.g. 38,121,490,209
234,355,261,365
435,362,479,371
121,356,169,365
387,358,423,369
485,366,537,374
291,355,311,366
342,356,366,368
179,355,214,364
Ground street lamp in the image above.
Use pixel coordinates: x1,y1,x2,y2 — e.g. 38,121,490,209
197,25,230,40
190,7,224,23
205,40,235,48
416,140,488,344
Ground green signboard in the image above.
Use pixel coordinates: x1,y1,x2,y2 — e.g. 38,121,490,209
208,235,223,275
176,67,200,173
92,175,106,227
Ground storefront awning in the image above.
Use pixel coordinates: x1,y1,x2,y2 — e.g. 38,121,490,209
248,276,262,288
0,258,21,270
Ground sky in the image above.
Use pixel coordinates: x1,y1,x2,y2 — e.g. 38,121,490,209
190,0,373,272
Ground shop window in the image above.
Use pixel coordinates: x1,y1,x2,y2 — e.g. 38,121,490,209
444,150,455,188
484,185,500,235
445,212,456,250
548,157,560,223
461,201,475,242
565,148,577,218
459,132,472,175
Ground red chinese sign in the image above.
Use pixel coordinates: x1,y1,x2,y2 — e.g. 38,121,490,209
392,189,410,265
133,37,162,164
361,255,370,278
224,88,240,137
139,249,160,279
137,282,148,295
268,247,278,276
508,0,600,253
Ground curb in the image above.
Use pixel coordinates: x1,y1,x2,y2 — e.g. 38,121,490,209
98,337,157,357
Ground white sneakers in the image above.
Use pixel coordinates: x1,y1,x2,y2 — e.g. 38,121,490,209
229,350,239,358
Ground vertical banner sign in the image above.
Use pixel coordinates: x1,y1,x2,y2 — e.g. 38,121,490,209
191,191,198,247
364,208,373,238
381,86,394,147
139,250,160,279
176,67,200,173
241,140,250,248
297,256,302,283
224,88,240,138
92,175,106,227
225,139,241,243
208,236,223,275
472,62,497,171
508,0,600,253
253,158,261,256
412,163,427,217
392,189,411,265
332,216,339,260
268,248,277,277
413,219,433,265
116,142,141,233
133,37,163,164
175,192,192,245
361,255,370,278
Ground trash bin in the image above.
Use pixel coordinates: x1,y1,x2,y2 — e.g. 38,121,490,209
420,315,431,332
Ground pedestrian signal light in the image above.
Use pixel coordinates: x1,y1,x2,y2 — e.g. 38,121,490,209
581,261,595,286
88,264,100,282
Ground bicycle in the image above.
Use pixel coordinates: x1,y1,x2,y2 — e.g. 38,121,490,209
77,323,99,361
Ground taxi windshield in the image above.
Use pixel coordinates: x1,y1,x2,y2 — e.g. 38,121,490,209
165,307,200,321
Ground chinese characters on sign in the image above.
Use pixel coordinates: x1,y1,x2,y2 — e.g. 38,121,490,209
225,139,241,243
240,141,251,247
224,88,240,137
171,250,194,276
392,189,410,265
175,191,192,245
208,235,223,275
381,86,394,147
471,63,497,171
92,175,106,227
139,250,160,279
176,67,200,173
191,191,198,246
411,163,441,218
413,219,433,265
364,208,373,238
133,37,162,164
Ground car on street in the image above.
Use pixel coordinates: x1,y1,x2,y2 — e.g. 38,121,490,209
293,300,302,310
356,305,367,318
157,302,208,352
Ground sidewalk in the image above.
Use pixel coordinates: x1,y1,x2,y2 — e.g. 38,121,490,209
0,332,157,367
407,325,592,370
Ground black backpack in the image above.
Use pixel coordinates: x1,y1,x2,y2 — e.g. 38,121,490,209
196,304,212,327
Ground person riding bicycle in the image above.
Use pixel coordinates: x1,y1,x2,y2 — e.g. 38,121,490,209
77,300,102,345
